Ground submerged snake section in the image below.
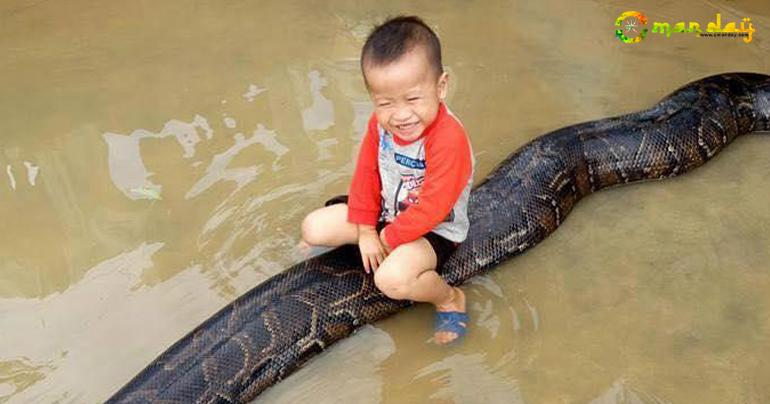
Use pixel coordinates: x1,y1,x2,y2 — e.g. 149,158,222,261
108,72,770,403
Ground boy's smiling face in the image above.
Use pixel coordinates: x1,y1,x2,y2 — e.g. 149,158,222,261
364,46,448,143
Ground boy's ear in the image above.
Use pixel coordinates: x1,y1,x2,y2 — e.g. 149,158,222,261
437,71,449,100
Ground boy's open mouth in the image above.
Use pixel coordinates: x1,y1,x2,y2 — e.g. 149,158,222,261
396,122,419,132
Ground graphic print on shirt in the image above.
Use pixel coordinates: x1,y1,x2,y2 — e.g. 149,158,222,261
395,173,424,214
379,133,394,152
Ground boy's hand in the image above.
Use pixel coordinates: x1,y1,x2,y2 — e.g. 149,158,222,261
358,225,386,273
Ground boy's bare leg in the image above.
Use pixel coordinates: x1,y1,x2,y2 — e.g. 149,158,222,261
299,207,465,342
374,238,467,344
297,204,359,259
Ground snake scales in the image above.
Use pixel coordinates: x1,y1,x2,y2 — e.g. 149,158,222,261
107,72,770,403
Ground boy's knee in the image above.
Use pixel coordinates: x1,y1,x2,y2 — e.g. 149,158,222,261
300,213,324,245
373,265,411,300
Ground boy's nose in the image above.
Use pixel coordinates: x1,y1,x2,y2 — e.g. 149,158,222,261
392,107,412,122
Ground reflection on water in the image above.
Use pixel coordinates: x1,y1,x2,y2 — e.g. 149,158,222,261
1,0,769,403
302,70,336,133
4,161,39,191
103,115,213,200
412,352,525,403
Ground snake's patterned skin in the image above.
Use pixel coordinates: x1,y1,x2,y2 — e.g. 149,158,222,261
107,73,770,403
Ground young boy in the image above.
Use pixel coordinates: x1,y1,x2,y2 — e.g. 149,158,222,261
299,16,474,345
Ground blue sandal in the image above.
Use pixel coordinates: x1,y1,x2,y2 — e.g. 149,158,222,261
434,311,469,344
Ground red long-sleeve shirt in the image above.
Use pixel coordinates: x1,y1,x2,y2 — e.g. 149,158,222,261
347,103,473,249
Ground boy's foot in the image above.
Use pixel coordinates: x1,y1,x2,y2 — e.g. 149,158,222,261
433,287,467,345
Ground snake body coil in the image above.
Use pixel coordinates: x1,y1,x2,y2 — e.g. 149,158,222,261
108,72,770,403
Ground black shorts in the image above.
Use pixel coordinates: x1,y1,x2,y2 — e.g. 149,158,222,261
324,194,459,269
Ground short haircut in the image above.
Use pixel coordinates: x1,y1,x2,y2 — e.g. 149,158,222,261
360,16,443,80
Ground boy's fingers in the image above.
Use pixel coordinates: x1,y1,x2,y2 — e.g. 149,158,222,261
362,255,370,273
360,248,386,273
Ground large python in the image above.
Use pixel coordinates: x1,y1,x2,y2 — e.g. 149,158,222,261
107,72,770,403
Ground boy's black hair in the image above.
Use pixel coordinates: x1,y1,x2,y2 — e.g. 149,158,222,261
360,16,443,80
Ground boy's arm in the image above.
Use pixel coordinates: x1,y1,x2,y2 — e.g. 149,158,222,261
382,128,472,249
347,115,382,226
